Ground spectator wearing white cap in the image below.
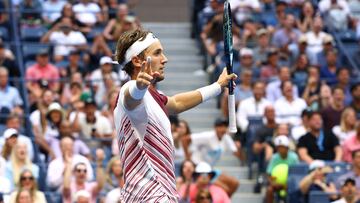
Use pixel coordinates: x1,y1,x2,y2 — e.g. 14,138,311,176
179,162,230,203
299,160,338,200
90,56,120,107
236,48,260,79
266,135,299,203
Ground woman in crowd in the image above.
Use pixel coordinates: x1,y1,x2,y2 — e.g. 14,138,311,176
332,107,357,144
176,160,196,191
297,1,315,33
9,169,46,203
5,140,39,191
101,156,123,195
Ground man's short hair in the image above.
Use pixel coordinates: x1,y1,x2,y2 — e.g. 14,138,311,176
115,29,151,76
308,111,322,119
352,148,360,158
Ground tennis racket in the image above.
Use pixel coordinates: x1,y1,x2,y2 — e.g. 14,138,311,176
223,0,237,133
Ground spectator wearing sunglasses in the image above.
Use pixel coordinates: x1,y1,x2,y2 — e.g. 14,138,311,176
9,169,46,203
62,149,105,203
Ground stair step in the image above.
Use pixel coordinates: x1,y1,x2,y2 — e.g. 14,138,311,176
231,193,263,203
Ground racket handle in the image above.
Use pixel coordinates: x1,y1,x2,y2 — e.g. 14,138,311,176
228,94,237,133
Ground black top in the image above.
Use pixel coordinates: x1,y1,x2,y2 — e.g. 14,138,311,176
254,125,275,144
297,131,339,161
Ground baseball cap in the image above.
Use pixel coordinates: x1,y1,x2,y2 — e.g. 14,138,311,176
323,34,335,45
47,102,63,116
274,135,289,147
99,56,113,65
3,128,18,139
298,35,307,44
256,28,268,37
193,162,216,179
84,97,97,106
240,48,253,57
309,160,326,171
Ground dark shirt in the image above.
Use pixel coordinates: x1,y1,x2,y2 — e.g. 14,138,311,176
321,106,343,130
254,125,275,144
297,131,340,161
0,58,20,77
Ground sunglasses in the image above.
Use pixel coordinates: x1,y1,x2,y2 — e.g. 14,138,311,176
199,195,211,200
20,176,34,181
76,169,87,173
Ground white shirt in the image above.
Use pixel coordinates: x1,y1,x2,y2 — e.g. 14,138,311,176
49,31,87,56
30,109,41,127
236,97,271,132
46,154,94,189
42,0,66,22
305,31,329,56
319,0,350,14
76,113,113,139
0,156,6,177
291,125,307,142
266,80,299,103
90,69,120,106
105,187,122,203
332,125,356,145
190,131,237,165
0,176,11,194
331,198,347,203
73,3,101,24
274,97,307,126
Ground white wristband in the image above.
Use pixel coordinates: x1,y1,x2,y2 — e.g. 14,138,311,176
128,81,147,100
197,82,222,102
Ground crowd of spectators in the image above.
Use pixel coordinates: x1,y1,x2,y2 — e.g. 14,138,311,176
0,0,360,203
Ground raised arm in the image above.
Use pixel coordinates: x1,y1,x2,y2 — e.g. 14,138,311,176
166,68,237,115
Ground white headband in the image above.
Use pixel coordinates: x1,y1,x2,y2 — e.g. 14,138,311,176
124,33,159,64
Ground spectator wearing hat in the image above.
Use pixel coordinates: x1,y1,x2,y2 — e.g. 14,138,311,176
266,66,299,103
0,128,19,160
25,49,60,92
0,42,19,78
253,28,272,67
62,149,105,203
47,136,94,190
333,178,360,203
182,118,240,166
297,112,342,164
236,48,260,79
2,115,35,161
289,35,310,66
265,135,299,203
314,35,338,67
0,67,23,114
299,160,337,200
321,87,345,130
342,125,360,163
179,162,230,203
41,17,87,62
236,81,271,133
73,98,112,140
336,149,360,192
90,56,120,107
274,80,307,126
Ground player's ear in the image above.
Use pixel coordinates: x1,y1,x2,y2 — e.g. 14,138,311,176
131,56,144,68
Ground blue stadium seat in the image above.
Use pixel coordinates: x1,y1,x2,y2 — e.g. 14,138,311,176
22,43,51,62
336,30,358,43
308,191,331,203
21,26,48,42
287,175,306,203
45,192,62,203
327,162,351,173
0,26,9,41
246,117,265,179
288,163,309,176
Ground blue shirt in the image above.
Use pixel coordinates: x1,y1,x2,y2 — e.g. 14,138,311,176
0,85,23,110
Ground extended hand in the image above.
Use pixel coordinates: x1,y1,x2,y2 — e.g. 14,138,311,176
136,57,160,90
216,67,237,89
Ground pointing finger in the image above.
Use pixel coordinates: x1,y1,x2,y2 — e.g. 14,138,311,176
146,56,152,74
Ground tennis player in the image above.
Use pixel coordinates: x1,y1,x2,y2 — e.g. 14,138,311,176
113,29,236,202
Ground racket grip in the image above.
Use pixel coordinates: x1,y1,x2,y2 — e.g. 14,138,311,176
228,94,237,133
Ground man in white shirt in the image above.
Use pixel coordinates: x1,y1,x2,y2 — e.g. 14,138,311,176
184,118,240,166
47,136,94,190
305,17,330,60
90,56,120,106
266,66,298,103
73,0,102,25
73,98,112,140
42,0,66,23
237,81,271,132
274,80,307,126
230,0,261,24
41,17,87,62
